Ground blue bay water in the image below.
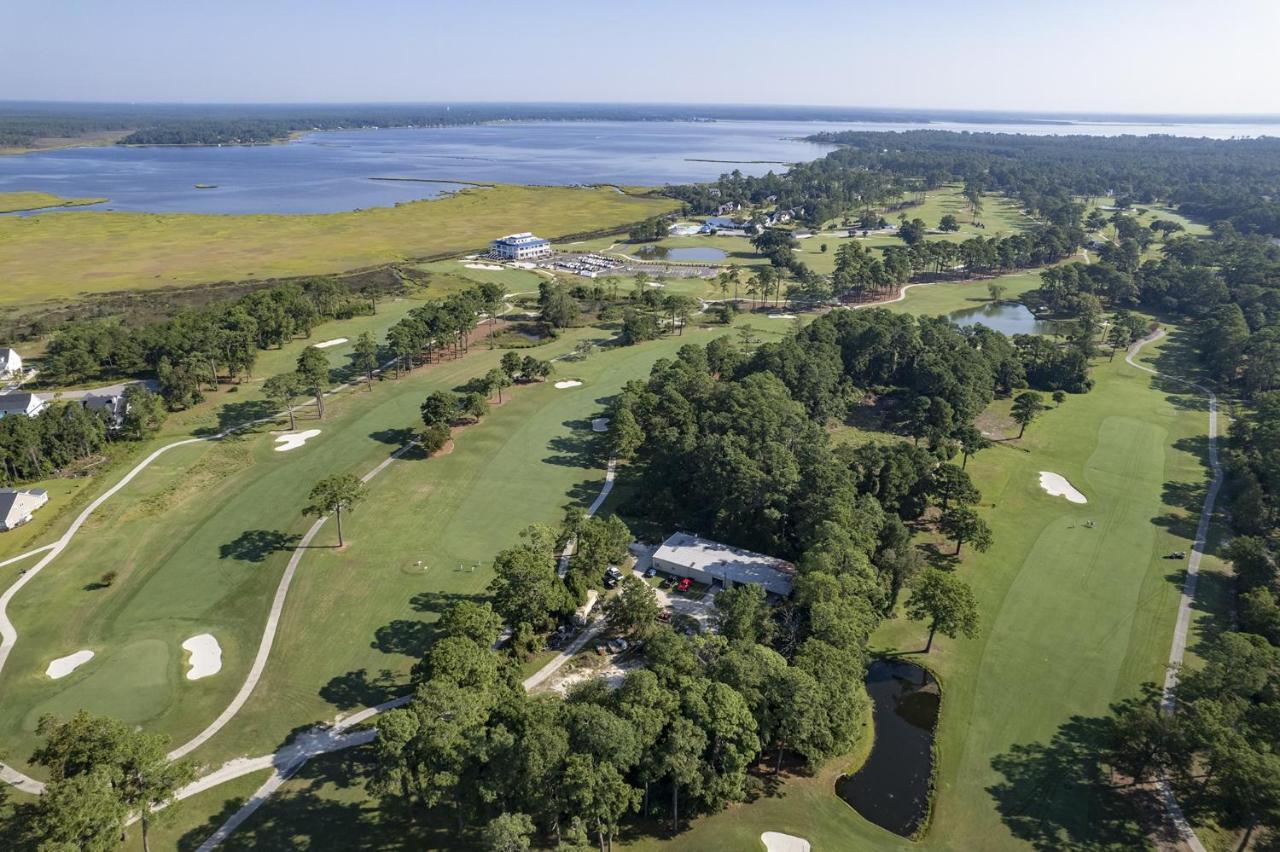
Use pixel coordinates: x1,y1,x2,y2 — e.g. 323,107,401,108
1,118,1275,215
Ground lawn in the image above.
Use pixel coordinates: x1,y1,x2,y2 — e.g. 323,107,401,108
887,271,1043,318
0,185,675,304
0,191,107,214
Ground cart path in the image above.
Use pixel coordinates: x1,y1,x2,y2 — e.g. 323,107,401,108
0,351,409,792
192,453,619,849
1126,328,1216,852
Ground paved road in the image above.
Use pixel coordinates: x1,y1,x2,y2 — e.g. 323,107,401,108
1126,329,1216,852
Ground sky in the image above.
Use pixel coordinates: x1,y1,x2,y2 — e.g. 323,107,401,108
4,0,1280,114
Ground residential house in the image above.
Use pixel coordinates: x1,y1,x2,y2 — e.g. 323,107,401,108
0,488,48,531
0,393,47,419
0,349,22,378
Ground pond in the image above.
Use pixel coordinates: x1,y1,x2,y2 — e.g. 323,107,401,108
836,659,939,837
632,245,728,262
946,301,1061,336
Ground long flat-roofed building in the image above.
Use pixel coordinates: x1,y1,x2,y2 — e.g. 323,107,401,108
651,532,796,597
491,232,552,260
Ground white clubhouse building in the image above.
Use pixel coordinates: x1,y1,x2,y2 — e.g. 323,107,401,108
490,232,552,260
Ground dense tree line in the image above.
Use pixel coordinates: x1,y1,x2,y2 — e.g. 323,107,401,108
805,131,1280,237
40,278,383,403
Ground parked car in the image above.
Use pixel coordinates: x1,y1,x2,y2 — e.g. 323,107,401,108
676,577,693,593
605,566,622,580
615,638,629,652
603,575,619,589
644,566,657,578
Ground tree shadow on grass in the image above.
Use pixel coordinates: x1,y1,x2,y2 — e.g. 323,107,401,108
319,667,401,711
220,529,303,563
194,398,279,438
408,590,476,618
371,619,434,659
545,435,600,470
369,427,416,447
175,746,428,851
987,713,1155,851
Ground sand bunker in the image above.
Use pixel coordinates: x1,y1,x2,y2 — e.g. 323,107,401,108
1039,471,1087,504
592,417,610,433
464,263,503,271
182,634,222,680
554,380,583,389
313,338,348,349
46,650,94,679
762,833,811,852
274,429,321,452
767,313,798,320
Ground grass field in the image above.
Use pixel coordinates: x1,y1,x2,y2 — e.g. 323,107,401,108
0,191,107,214
0,185,675,304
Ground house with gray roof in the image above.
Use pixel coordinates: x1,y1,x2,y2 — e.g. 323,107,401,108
0,488,48,531
0,393,47,419
651,532,796,597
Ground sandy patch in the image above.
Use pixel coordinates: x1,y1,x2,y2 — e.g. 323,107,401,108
766,313,798,320
464,262,503,271
646,282,665,288
547,656,639,696
274,429,321,452
313,338,348,349
46,650,94,679
592,417,610,433
1039,471,1087,504
554,380,583,389
762,832,811,852
182,633,222,680
512,261,536,269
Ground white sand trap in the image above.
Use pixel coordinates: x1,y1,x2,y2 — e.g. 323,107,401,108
762,832,811,852
464,262,503,271
182,634,222,680
554,380,583,389
274,429,321,452
313,338,348,349
1039,471,1087,504
47,650,94,679
592,417,610,432
646,282,665,288
767,313,798,320
512,261,535,269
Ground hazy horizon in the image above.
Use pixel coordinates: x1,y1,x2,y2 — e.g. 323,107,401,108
2,99,1279,122
5,0,1279,114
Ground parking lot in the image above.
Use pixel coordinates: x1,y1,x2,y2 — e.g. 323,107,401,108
629,544,719,633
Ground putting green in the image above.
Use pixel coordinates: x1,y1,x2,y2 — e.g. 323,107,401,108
25,638,171,728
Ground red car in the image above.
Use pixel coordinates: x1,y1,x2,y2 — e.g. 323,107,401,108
675,577,693,593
